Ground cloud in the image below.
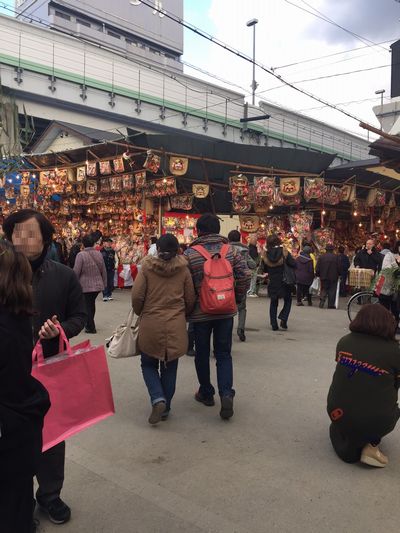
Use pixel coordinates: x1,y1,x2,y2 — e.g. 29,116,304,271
183,0,393,137
304,0,400,45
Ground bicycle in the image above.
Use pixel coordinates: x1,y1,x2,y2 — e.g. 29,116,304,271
347,290,379,322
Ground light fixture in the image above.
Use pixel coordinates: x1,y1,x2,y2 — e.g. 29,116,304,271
261,223,265,229
358,222,362,227
377,218,382,224
269,205,273,210
109,219,112,224
384,234,388,239
163,177,167,184
31,173,36,179
353,211,358,216
87,208,91,214
7,178,12,184
16,174,21,179
322,209,326,216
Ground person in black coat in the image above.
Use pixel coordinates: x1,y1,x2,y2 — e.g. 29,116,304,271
337,245,351,297
3,209,87,526
0,240,50,533
262,234,296,331
101,238,116,301
354,238,383,273
316,244,341,309
327,304,400,467
295,245,314,306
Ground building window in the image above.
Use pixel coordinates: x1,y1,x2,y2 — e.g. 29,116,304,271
77,19,91,28
126,39,138,46
55,10,71,21
107,30,121,39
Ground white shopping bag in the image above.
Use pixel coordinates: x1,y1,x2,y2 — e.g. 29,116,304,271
309,277,320,295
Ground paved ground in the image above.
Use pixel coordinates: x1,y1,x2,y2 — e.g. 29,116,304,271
36,290,400,533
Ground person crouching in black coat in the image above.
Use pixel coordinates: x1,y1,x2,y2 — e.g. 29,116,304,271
327,304,400,467
0,240,50,533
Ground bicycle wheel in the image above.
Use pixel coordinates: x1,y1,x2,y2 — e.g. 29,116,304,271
347,291,379,322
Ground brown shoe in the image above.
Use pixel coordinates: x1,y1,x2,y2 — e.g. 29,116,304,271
148,401,166,425
360,443,388,468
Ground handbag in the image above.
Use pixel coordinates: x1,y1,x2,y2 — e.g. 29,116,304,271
282,250,296,286
32,327,115,452
309,277,321,295
105,308,140,358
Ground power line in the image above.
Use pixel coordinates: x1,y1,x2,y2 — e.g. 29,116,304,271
272,38,395,71
284,0,389,53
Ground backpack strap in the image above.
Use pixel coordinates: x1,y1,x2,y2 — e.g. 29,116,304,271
192,245,212,260
220,244,230,259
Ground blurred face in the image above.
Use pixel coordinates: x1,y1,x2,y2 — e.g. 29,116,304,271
366,239,374,251
12,217,44,260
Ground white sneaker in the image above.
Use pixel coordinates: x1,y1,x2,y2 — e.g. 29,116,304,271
248,294,259,298
103,297,108,302
360,443,388,467
108,296,114,301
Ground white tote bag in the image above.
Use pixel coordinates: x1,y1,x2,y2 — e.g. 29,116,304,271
309,277,321,295
106,309,140,358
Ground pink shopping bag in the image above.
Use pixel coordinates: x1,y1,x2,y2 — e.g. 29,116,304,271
32,327,115,452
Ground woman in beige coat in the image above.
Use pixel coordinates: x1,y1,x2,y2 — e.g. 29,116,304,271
132,234,195,425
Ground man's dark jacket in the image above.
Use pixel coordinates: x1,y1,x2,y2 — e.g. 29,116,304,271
32,260,87,357
354,249,382,272
316,252,341,282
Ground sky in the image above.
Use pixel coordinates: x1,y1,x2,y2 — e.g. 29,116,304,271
1,0,399,139
182,0,400,139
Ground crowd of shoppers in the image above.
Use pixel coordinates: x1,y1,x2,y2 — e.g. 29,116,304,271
2,207,400,532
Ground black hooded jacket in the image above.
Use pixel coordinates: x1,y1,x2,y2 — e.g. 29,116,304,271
262,247,296,297
32,259,87,357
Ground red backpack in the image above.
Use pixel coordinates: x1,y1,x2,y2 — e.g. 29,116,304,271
192,244,237,315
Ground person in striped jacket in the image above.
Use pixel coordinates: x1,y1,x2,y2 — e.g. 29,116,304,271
184,214,250,420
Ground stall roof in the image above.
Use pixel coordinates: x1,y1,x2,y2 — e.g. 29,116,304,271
24,132,337,214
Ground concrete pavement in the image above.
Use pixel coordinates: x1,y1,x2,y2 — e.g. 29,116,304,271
36,291,400,533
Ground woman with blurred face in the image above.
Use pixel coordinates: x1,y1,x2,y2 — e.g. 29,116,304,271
2,210,87,526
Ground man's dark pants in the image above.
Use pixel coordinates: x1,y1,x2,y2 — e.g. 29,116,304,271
36,441,65,504
320,280,337,308
193,317,235,399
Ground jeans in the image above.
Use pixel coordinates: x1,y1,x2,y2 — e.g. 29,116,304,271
188,323,195,351
296,283,311,304
248,269,258,295
237,297,247,332
269,285,292,327
193,318,235,398
84,291,99,331
36,441,65,504
320,280,337,308
140,353,178,411
0,477,35,533
103,269,115,298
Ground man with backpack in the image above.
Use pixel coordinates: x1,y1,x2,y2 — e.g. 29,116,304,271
184,214,250,420
228,230,257,342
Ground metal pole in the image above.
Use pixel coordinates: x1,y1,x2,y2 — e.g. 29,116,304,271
252,25,256,105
